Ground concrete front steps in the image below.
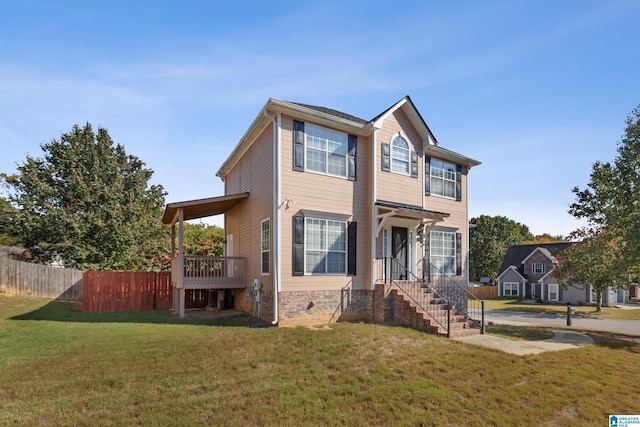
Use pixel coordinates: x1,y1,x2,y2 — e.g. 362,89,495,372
390,288,481,338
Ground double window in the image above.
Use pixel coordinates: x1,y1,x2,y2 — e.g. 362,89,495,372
503,282,519,297
293,120,357,180
292,214,356,276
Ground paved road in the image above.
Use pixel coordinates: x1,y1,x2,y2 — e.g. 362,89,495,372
484,309,640,336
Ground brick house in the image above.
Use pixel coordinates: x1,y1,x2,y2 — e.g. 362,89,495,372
163,96,483,335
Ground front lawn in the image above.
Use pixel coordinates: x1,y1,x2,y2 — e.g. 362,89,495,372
482,297,640,320
1,294,638,426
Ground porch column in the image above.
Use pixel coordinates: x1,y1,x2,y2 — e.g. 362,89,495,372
178,208,185,318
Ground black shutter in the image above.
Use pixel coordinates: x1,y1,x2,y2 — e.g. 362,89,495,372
292,215,305,276
424,157,431,195
456,232,462,276
381,143,390,172
455,165,462,201
347,222,357,275
347,134,357,181
293,120,305,172
410,151,418,178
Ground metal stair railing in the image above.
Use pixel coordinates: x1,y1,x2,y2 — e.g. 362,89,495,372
425,260,485,333
383,257,453,337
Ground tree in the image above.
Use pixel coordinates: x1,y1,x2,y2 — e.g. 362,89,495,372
469,215,533,281
569,105,640,277
182,223,224,256
526,233,565,244
0,197,18,245
554,227,626,311
1,123,167,270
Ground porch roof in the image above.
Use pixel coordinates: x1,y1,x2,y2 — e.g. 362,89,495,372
375,200,449,236
162,192,249,224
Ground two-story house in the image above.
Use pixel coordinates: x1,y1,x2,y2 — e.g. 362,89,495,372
163,96,481,333
497,243,627,305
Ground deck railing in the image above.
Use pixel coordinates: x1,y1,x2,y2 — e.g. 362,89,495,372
171,255,247,289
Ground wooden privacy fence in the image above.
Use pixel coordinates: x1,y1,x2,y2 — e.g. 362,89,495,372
0,256,83,300
82,271,209,313
467,286,499,299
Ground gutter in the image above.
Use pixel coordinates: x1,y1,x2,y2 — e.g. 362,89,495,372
264,109,280,325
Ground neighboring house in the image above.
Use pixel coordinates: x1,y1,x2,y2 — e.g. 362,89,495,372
497,243,627,305
162,96,481,330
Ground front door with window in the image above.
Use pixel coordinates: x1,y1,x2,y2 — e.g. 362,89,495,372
391,227,408,280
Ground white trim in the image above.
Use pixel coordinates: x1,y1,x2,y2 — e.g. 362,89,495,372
521,247,556,265
303,122,350,179
497,265,527,282
503,282,520,297
260,218,270,275
548,283,559,301
390,134,411,176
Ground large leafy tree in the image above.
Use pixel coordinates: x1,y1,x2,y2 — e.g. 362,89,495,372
469,215,533,281
0,197,18,245
554,228,625,311
182,223,224,256
2,123,167,270
568,104,640,278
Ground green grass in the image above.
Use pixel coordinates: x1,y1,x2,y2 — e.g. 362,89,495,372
482,297,640,320
1,294,639,426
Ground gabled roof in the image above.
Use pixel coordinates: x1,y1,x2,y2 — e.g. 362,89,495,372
162,192,249,224
498,242,573,277
497,265,527,282
216,96,481,179
521,247,558,265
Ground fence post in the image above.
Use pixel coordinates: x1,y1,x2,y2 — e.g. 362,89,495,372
481,299,485,334
446,302,451,339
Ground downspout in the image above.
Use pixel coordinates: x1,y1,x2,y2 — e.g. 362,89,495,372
371,129,378,290
265,109,280,325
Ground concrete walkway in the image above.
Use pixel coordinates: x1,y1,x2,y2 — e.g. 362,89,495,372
454,329,595,355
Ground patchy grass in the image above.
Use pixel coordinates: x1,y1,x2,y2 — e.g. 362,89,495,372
482,298,640,320
486,324,555,341
1,294,638,426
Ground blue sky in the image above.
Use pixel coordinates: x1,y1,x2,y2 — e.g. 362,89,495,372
1,0,638,237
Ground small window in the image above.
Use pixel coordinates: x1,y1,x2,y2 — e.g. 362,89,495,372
261,219,270,274
532,263,545,274
391,136,410,174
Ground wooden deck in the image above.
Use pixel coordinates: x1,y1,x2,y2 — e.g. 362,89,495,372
172,255,247,290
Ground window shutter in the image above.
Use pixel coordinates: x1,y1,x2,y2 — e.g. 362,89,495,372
381,143,390,172
424,157,431,195
456,232,462,276
410,151,418,178
455,165,462,201
347,134,357,181
292,215,305,275
348,222,357,275
293,120,305,172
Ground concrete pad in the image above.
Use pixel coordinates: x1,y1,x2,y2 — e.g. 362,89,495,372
454,329,594,355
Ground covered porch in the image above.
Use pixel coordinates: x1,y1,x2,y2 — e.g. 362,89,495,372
162,192,249,318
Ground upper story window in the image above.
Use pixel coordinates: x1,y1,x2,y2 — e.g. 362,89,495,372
391,136,410,174
426,158,460,200
293,120,357,181
306,124,348,177
532,263,545,274
261,219,270,275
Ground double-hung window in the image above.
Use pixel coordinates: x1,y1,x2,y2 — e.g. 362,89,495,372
305,218,347,274
305,124,348,177
430,231,456,275
532,263,545,274
391,136,410,174
503,282,519,297
430,159,457,199
261,219,270,274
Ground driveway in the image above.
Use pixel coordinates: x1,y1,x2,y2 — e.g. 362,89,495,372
484,309,640,336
